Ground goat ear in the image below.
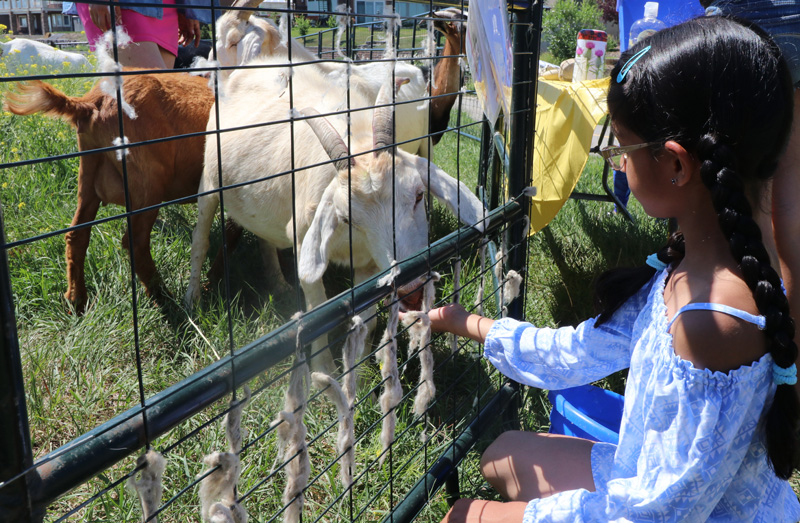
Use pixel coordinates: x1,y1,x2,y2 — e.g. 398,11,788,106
237,28,265,64
298,179,339,284
419,158,489,232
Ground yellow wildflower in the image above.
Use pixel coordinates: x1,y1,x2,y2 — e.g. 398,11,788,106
10,147,17,153
62,61,70,68
2,183,7,189
17,202,24,209
30,64,37,69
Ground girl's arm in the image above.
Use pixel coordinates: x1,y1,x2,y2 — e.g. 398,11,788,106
427,304,495,343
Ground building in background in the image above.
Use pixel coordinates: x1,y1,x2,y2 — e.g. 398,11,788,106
0,0,80,35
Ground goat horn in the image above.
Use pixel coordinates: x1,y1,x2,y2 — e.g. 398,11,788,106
299,108,353,172
372,77,410,156
232,0,263,21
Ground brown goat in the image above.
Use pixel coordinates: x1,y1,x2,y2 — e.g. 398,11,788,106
428,8,467,145
429,8,467,146
4,72,214,313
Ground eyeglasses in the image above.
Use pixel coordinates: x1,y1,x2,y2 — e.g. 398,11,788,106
600,142,661,171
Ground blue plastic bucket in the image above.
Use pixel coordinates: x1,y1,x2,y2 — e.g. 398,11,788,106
547,385,624,444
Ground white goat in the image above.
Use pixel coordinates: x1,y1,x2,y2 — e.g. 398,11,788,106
0,38,91,73
208,2,430,158
184,58,486,371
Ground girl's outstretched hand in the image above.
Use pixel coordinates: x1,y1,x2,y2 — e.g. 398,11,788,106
424,304,495,344
441,499,527,523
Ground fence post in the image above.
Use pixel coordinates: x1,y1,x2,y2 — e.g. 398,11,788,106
0,208,39,523
503,1,542,431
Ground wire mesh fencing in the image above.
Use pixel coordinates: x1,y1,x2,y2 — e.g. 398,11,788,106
0,1,541,521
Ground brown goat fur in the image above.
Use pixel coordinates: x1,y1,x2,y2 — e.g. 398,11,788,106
4,72,214,313
429,10,467,146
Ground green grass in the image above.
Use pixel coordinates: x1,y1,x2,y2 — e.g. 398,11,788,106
1,57,797,522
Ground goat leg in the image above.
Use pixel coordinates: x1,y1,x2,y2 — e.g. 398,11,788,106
122,207,171,305
206,219,244,285
64,192,101,315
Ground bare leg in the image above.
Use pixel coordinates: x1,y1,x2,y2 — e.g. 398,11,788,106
115,41,175,69
480,431,595,502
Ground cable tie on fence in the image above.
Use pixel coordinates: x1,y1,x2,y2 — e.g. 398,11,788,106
502,269,523,316
96,27,137,120
474,239,488,316
382,11,400,61
494,242,506,294
334,4,351,62
198,452,247,523
112,136,131,161
422,271,440,313
311,372,356,488
126,450,166,523
378,290,402,465
400,312,435,440
225,385,251,454
451,259,462,354
274,311,311,523
342,315,367,407
279,13,290,48
377,259,401,288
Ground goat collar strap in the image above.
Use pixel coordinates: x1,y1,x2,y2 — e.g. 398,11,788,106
617,45,651,83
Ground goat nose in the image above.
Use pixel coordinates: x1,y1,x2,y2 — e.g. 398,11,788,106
397,278,426,312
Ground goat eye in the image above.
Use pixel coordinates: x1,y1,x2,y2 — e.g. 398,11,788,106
415,192,424,204
341,216,350,224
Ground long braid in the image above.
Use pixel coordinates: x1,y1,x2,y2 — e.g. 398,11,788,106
696,134,800,479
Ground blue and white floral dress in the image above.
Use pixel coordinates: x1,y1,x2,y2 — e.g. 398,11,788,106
484,268,800,522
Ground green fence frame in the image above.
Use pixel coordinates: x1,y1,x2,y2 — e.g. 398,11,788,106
0,1,542,520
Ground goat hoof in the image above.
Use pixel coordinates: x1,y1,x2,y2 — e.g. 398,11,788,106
63,291,87,316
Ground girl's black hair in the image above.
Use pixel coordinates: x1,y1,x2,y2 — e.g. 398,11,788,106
597,15,798,479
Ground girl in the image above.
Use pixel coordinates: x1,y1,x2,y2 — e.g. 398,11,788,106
77,0,212,69
432,15,800,522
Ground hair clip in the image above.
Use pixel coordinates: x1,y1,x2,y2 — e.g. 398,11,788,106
772,362,797,386
617,45,651,83
646,252,667,271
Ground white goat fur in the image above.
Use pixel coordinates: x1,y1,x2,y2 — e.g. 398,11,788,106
210,12,431,157
184,58,486,372
0,38,91,74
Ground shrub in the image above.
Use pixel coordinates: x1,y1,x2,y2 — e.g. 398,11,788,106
542,0,603,63
596,0,619,24
295,14,311,36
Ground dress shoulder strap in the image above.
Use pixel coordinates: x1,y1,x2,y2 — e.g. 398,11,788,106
667,303,766,332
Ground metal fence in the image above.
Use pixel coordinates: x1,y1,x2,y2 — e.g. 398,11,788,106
0,1,541,521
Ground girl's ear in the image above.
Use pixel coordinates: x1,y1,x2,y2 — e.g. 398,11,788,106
663,140,700,187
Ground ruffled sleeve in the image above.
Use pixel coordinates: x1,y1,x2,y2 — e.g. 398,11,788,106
483,277,653,389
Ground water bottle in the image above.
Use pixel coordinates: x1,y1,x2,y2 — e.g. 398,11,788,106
629,2,667,48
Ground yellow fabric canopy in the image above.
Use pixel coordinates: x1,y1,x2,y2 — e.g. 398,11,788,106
529,76,610,234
